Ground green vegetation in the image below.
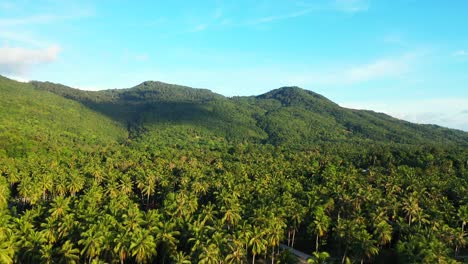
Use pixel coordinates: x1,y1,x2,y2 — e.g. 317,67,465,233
0,75,467,263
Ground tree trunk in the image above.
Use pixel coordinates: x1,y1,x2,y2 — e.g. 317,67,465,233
271,248,275,264
292,229,296,248
342,246,348,264
146,193,150,208
316,234,319,252
287,229,291,247
252,253,255,264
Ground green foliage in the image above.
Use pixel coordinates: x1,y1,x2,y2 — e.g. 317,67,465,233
0,75,467,263
30,79,468,148
0,76,127,158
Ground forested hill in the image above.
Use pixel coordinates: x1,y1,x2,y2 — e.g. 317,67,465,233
0,76,127,158
1,75,468,263
29,78,468,148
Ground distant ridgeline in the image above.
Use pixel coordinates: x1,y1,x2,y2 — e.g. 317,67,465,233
0,75,467,263
28,77,468,148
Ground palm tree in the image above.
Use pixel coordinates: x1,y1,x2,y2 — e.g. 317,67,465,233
78,226,105,262
198,244,221,264
135,169,157,206
129,229,157,264
289,204,306,248
172,251,192,264
235,221,252,253
119,175,134,195
309,206,330,252
402,195,421,226
113,232,130,264
49,196,71,220
54,176,68,197
57,213,77,240
458,204,468,234
373,220,392,248
0,177,10,209
122,204,144,233
307,251,330,264
157,221,180,264
14,215,45,262
354,229,379,264
221,206,242,230
59,240,80,264
40,217,58,244
67,173,84,197
38,173,53,200
225,239,246,264
40,243,54,264
266,217,285,264
0,236,15,264
249,226,266,264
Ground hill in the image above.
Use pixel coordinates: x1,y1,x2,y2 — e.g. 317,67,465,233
0,76,127,158
29,79,468,148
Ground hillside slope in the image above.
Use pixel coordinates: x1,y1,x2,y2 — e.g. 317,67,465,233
30,79,468,148
0,76,127,158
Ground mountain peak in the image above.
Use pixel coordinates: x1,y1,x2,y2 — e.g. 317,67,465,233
257,86,335,107
126,80,224,102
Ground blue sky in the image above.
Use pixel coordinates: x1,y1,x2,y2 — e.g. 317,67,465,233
1,0,467,130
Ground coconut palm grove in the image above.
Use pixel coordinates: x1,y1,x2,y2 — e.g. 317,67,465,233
0,75,467,263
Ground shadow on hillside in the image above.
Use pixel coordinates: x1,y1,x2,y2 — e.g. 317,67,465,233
79,100,227,127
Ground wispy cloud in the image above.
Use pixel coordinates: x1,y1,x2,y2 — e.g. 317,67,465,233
344,57,410,82
187,6,225,32
189,1,368,32
0,45,61,75
0,14,61,27
300,53,417,86
246,8,314,25
0,9,94,27
0,1,16,10
334,0,369,13
190,23,208,32
0,31,46,47
453,50,468,56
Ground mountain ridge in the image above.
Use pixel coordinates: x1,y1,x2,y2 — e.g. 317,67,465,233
1,75,465,148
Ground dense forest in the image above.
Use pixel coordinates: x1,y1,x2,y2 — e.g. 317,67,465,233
0,75,467,263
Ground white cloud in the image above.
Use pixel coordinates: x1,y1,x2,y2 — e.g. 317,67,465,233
344,57,410,82
107,52,418,97
453,50,468,56
341,98,468,131
334,0,369,13
134,54,149,62
0,45,61,75
300,53,416,86
0,4,94,27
